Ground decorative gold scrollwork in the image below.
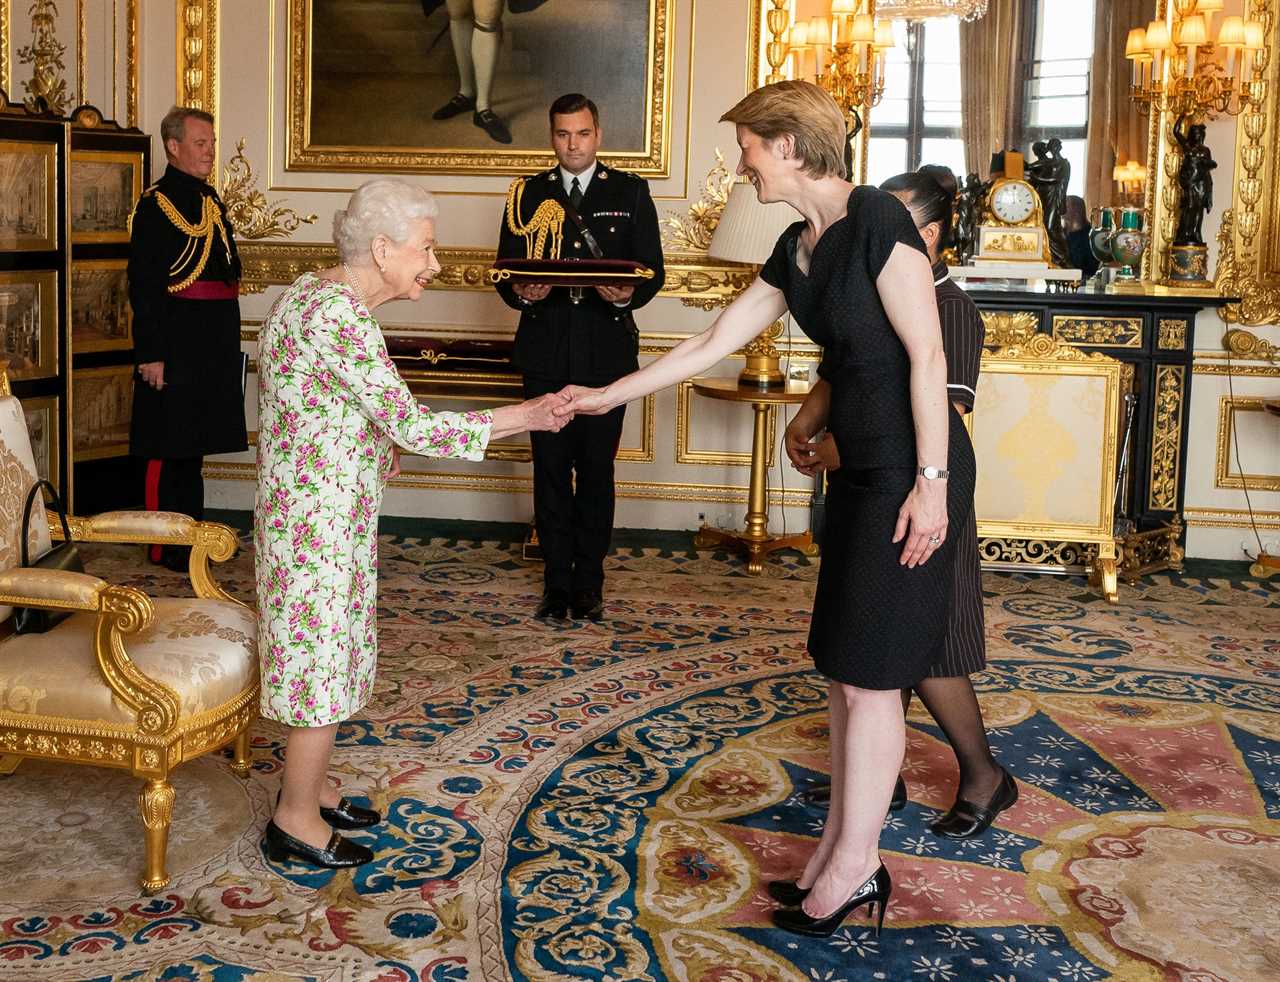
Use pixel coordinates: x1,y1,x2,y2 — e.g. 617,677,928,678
221,139,317,240
1052,316,1143,348
1222,327,1279,360
1148,365,1185,511
1118,519,1186,584
980,311,1039,348
17,0,69,114
1157,319,1188,351
978,537,1098,570
661,149,735,253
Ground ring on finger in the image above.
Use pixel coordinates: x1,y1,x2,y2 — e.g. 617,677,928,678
928,535,941,545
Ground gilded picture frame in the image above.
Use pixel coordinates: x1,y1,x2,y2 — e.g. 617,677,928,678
22,394,60,490
286,0,673,176
0,269,59,380
0,139,58,252
70,149,144,244
71,259,133,353
72,365,133,461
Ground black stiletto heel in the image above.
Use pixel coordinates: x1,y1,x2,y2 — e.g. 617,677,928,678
772,863,892,937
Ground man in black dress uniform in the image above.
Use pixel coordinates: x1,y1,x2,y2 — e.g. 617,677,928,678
128,106,247,570
494,92,664,622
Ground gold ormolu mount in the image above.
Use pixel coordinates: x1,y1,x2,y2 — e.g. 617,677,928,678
738,320,786,389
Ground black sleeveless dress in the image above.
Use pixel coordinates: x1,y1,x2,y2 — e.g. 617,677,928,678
759,186,977,690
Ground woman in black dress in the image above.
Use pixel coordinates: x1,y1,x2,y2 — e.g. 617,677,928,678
803,166,1017,839
559,81,975,938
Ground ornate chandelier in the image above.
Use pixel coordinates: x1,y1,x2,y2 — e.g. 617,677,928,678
874,0,990,21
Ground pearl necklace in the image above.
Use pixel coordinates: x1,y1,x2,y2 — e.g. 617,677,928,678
342,262,369,309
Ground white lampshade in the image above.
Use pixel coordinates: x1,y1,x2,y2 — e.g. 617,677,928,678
1178,14,1207,46
708,182,802,265
1218,15,1246,47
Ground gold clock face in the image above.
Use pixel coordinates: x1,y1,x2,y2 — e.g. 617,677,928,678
990,180,1038,224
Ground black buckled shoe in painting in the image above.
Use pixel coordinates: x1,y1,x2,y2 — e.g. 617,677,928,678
930,767,1019,839
432,92,475,119
473,109,512,144
320,797,381,831
262,821,373,869
771,863,892,938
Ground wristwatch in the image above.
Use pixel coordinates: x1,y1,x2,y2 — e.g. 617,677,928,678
918,465,949,480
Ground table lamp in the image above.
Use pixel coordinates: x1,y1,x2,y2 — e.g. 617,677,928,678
707,181,801,388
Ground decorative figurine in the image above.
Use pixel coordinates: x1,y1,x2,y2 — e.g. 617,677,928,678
1173,115,1216,247
1027,138,1071,267
953,172,987,266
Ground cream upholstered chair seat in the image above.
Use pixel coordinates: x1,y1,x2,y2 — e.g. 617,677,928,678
0,367,258,892
0,597,255,724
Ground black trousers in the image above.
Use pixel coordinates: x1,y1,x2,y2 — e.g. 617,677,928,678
142,456,204,562
524,378,626,595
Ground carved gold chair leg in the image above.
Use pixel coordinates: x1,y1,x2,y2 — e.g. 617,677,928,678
230,729,253,778
1089,541,1120,604
0,754,22,775
139,777,176,893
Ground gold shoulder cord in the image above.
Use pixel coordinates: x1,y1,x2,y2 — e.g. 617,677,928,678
153,192,233,293
505,178,564,260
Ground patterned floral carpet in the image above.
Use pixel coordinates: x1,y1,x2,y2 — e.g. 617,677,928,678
1,524,1278,982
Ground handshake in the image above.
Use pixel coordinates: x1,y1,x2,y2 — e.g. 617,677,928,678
518,385,613,433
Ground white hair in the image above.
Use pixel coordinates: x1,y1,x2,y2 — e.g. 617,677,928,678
332,178,439,263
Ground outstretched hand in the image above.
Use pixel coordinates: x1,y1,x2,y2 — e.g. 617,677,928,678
555,384,613,417
524,392,573,432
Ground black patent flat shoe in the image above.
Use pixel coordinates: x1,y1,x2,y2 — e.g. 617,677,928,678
767,879,810,906
321,796,381,831
803,775,908,812
535,589,570,621
263,820,373,869
772,863,892,937
570,591,604,622
930,767,1018,839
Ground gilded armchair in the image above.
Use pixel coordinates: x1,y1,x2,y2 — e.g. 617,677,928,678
0,369,258,891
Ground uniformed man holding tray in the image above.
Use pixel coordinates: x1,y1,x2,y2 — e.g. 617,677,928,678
128,105,248,571
494,92,664,623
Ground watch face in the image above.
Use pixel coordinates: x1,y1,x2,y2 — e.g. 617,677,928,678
991,181,1037,224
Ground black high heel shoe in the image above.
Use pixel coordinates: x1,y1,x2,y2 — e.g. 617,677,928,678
767,879,810,906
262,820,373,869
930,767,1018,839
275,791,382,831
772,863,892,937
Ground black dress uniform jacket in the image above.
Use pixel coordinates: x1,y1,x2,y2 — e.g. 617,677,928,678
495,162,665,385
128,164,248,460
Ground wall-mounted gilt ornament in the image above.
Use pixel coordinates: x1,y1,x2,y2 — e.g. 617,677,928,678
18,0,69,115
220,139,317,240
661,149,734,252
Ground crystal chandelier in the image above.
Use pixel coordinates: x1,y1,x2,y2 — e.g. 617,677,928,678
874,0,990,21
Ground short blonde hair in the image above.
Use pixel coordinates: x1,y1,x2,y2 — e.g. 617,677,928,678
333,178,439,263
720,81,847,180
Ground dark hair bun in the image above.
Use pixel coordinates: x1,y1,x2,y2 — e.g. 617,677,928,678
917,163,958,203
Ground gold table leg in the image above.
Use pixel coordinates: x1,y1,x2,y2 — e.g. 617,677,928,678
693,401,819,574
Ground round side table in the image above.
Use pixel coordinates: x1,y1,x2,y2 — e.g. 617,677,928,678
689,376,820,574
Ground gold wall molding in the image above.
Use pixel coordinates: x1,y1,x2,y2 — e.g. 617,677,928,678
1,0,9,95
1193,362,1280,376
1148,364,1185,512
1051,315,1143,349
203,459,814,507
980,311,1039,348
126,0,137,126
1184,506,1280,529
221,139,317,240
674,380,776,467
1215,0,1280,325
1142,0,1173,282
285,0,672,177
1222,327,1279,361
661,148,733,252
238,241,753,306
1214,396,1280,492
17,0,68,114
178,0,217,117
1157,319,1187,351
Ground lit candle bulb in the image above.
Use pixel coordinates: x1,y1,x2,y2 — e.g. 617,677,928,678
1217,15,1245,81
851,13,875,74
1146,19,1171,83
1125,27,1148,87
1243,20,1265,80
1178,15,1206,78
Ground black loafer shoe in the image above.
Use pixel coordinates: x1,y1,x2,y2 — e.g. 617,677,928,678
535,589,570,621
803,775,907,812
473,108,512,144
320,796,381,831
262,820,373,868
767,879,810,906
930,767,1018,839
432,92,475,119
570,591,604,622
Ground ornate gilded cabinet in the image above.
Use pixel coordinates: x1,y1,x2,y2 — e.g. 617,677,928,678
966,284,1230,580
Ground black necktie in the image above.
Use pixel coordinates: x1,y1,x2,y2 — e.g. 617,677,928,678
569,176,583,210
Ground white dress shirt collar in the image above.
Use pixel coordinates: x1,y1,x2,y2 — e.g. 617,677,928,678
561,161,598,197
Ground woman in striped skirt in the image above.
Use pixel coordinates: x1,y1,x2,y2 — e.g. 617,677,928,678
807,165,1016,839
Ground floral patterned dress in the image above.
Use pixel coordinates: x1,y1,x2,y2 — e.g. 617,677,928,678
254,272,493,726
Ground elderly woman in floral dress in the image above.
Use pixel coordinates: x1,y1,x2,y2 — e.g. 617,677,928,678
256,178,568,870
